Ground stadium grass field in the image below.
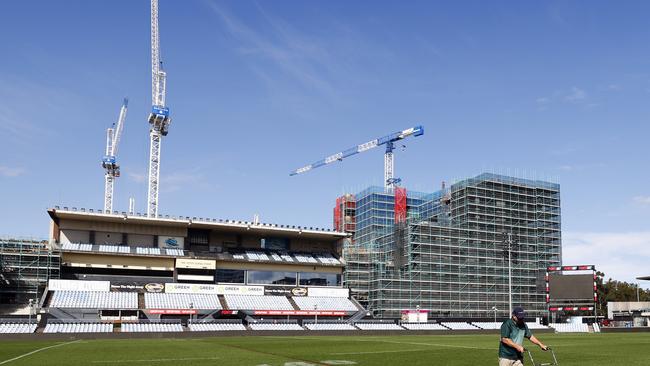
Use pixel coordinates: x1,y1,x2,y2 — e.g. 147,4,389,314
1,333,649,366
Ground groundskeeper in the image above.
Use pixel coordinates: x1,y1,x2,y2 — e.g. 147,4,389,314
498,306,548,365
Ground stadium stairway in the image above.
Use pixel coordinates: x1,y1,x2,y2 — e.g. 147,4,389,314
347,297,368,323
286,296,300,311
137,293,145,309
218,295,229,310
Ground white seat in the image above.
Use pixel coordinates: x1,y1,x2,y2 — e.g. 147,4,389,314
355,322,404,330
224,295,293,311
293,296,357,311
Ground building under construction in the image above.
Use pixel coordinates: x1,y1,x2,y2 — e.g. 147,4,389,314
335,173,561,319
0,239,60,306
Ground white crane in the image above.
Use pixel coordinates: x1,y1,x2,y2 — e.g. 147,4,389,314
147,0,171,217
102,98,129,213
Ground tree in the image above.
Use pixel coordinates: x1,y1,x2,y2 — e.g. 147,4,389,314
596,271,650,317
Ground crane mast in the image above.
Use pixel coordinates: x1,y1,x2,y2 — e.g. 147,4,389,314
102,98,129,213
290,126,423,189
147,0,171,217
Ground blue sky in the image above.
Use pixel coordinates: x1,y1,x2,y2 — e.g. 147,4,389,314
1,1,649,285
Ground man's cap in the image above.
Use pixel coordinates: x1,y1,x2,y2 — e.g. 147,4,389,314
512,306,526,318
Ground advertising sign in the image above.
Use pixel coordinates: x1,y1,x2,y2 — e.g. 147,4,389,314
253,310,347,316
158,236,184,249
148,309,197,315
307,287,349,298
217,284,264,296
264,287,308,297
165,283,264,296
176,258,216,270
109,282,165,293
48,279,110,292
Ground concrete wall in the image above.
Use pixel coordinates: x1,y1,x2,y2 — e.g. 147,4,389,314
60,229,90,244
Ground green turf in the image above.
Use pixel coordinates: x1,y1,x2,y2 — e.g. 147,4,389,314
1,333,649,365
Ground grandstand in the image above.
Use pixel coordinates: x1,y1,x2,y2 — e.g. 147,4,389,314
0,197,605,338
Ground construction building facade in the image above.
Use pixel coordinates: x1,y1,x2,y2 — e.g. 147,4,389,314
337,173,562,319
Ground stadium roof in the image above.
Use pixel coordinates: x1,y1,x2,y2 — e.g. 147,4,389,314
48,207,349,241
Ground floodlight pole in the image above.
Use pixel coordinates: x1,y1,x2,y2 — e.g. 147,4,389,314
504,233,515,315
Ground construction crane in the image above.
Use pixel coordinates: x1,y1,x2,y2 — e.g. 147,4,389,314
102,98,129,214
147,0,171,217
290,126,424,189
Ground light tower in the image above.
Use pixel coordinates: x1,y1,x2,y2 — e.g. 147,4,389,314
102,98,128,214
147,0,171,217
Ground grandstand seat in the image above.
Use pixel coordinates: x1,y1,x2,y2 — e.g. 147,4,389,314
549,323,589,333
314,253,340,265
164,248,184,256
188,322,246,331
249,323,303,331
121,323,183,333
224,295,293,311
304,322,357,331
144,293,221,310
470,322,502,330
293,254,318,264
49,291,137,309
527,323,550,330
292,296,358,311
401,323,449,330
354,322,404,330
0,323,37,334
43,322,112,333
440,322,480,330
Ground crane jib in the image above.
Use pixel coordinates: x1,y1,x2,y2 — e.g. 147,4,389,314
290,125,423,177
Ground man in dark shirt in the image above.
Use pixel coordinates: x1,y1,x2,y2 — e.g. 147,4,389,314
499,307,548,365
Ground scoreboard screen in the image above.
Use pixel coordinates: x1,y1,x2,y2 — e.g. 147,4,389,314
548,274,593,300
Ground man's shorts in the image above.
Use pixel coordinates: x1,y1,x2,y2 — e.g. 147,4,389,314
498,358,523,366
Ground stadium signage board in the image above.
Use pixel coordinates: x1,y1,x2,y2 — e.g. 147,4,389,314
148,309,197,315
175,258,216,270
158,236,184,249
307,287,349,298
165,283,264,296
109,282,165,293
264,287,308,296
49,279,110,292
253,310,347,316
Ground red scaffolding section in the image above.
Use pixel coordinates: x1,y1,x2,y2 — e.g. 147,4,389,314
394,187,407,223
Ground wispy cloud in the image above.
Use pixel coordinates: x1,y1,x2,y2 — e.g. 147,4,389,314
633,196,650,205
127,172,146,184
564,86,586,103
0,77,70,145
563,231,650,287
556,162,606,172
536,86,591,109
161,169,213,193
0,165,26,177
207,1,337,97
